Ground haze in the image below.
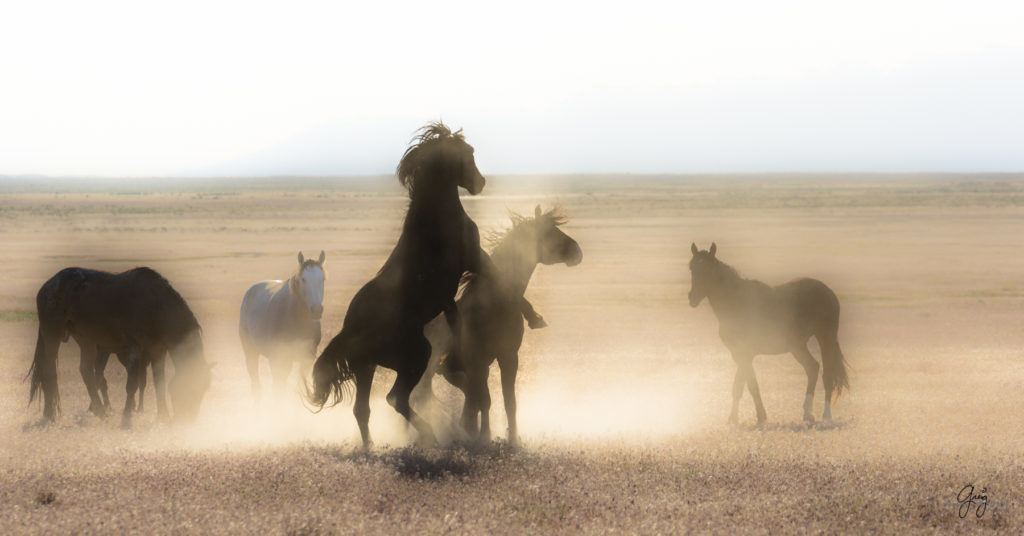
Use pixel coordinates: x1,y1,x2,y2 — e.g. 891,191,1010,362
2,0,1023,177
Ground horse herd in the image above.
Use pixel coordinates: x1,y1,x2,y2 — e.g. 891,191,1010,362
26,122,848,447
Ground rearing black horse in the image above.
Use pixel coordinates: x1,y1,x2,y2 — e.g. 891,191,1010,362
308,122,489,447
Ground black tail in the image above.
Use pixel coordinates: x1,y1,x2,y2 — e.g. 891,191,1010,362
821,330,850,403
27,326,60,416
305,331,355,410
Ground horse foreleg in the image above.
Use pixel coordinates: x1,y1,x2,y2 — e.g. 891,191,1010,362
151,354,169,422
241,336,261,404
792,346,820,423
499,352,519,445
94,348,112,413
391,368,437,446
729,362,745,425
270,356,292,401
121,352,142,429
78,344,105,419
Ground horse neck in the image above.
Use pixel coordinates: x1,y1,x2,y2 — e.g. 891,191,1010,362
705,264,747,317
489,229,538,298
406,179,461,222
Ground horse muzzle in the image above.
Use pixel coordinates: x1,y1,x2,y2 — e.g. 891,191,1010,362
565,243,583,267
310,304,324,319
466,174,485,195
688,292,702,308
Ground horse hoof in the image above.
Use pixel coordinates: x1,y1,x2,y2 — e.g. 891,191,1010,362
528,316,548,329
803,413,815,424
120,419,132,430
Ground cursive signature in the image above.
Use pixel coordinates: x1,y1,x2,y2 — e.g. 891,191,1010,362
957,484,988,519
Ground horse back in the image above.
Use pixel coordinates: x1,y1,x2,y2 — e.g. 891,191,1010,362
774,277,841,327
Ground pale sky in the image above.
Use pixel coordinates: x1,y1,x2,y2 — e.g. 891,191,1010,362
1,1,1023,177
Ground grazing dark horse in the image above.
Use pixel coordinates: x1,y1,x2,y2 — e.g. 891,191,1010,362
240,251,326,402
28,266,214,427
418,205,582,444
688,243,849,425
307,122,490,447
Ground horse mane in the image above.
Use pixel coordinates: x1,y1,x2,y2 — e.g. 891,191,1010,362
458,205,570,290
396,121,465,192
127,267,201,344
485,205,569,249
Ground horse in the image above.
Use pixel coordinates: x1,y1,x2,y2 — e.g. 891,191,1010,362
28,266,214,427
307,122,490,447
239,251,326,402
687,243,849,425
418,205,582,444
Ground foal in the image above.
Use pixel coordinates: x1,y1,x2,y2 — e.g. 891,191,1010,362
688,243,849,424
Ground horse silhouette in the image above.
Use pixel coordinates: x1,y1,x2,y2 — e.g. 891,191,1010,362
308,122,505,447
688,243,849,425
418,205,582,444
240,251,326,402
28,266,213,427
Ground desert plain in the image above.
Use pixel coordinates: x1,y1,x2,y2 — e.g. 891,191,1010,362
0,174,1022,534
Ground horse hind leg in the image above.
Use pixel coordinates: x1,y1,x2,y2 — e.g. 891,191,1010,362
352,363,375,448
791,345,820,423
78,344,106,419
386,335,437,446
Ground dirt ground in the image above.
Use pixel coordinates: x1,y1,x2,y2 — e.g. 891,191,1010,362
1,175,1022,534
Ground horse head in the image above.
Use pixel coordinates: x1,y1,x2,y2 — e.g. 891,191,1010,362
688,242,719,307
292,251,327,320
168,330,213,423
397,121,485,196
532,205,582,266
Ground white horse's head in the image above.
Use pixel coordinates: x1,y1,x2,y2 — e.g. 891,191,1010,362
293,251,326,319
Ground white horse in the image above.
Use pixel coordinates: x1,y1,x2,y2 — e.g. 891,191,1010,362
239,251,326,401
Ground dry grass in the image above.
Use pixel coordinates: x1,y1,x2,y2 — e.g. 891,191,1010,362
1,175,1022,534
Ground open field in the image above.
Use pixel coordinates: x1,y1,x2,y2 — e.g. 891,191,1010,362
2,175,1023,534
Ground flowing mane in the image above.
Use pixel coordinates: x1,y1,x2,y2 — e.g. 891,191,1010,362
396,122,466,193
485,205,569,250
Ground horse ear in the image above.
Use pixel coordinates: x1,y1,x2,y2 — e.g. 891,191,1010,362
709,243,717,257
691,243,698,256
535,205,542,218
298,252,305,265
318,250,326,265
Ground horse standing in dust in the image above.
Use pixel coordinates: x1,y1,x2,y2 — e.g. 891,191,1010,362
688,243,849,424
308,122,497,447
239,251,326,402
28,267,213,427
418,205,582,445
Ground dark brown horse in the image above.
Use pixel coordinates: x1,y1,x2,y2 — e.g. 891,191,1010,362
419,205,582,444
28,266,213,427
688,243,849,425
307,122,490,447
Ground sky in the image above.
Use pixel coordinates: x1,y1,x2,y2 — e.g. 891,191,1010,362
1,0,1023,177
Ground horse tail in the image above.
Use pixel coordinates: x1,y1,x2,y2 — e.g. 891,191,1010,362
28,272,70,417
27,327,57,410
305,330,355,410
820,297,850,402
